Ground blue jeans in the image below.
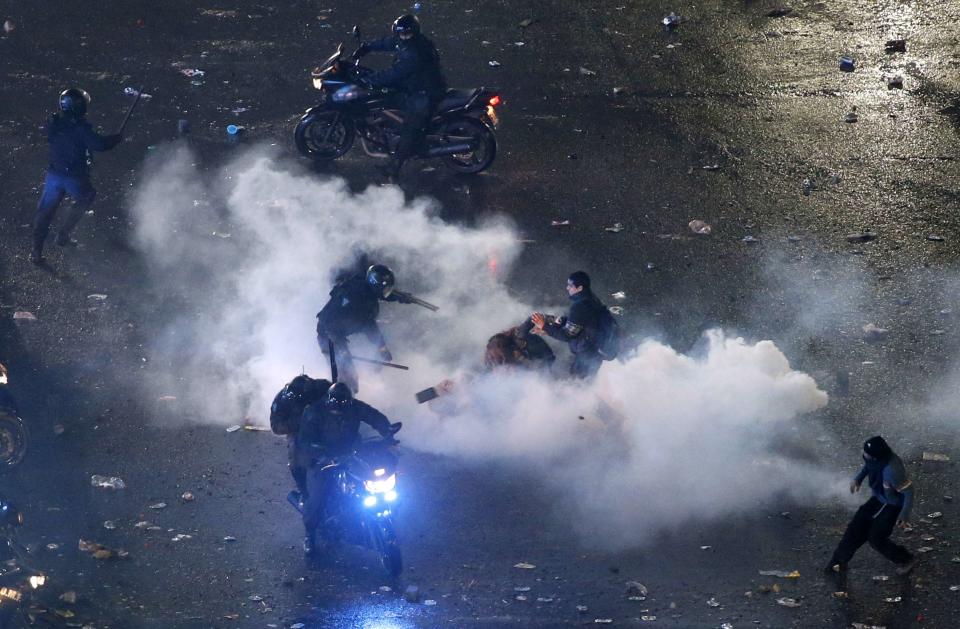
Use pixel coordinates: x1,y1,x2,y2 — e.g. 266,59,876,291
32,170,96,248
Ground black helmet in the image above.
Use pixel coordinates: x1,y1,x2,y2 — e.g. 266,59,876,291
0,498,23,527
366,264,396,298
392,14,420,38
59,88,90,117
325,382,353,412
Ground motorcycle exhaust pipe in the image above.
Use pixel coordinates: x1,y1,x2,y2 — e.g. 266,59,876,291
426,142,474,158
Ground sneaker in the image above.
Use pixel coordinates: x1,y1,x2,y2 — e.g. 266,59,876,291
895,559,917,576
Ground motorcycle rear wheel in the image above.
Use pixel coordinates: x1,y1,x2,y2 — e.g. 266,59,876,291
0,410,27,471
294,112,355,161
439,117,497,174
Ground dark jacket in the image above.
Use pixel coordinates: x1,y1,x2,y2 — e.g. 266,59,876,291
47,114,121,177
269,376,332,435
854,450,914,521
297,399,392,459
366,34,446,96
544,290,606,355
316,276,401,346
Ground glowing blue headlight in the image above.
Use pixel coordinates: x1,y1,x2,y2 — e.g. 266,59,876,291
363,495,377,508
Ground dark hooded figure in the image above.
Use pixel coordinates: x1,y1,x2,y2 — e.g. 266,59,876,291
825,436,916,575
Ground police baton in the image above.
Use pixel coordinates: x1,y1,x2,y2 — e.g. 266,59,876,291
352,356,409,370
394,290,439,312
117,86,144,136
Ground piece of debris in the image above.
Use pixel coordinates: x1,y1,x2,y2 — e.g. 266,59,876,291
12,311,37,321
844,112,859,123
885,596,902,603
78,539,128,560
404,585,420,603
3,20,15,33
802,178,815,195
832,591,849,599
862,323,889,342
514,562,536,569
594,620,614,625
922,452,950,462
611,291,627,300
180,68,205,77
550,220,571,227
86,294,108,301
917,546,934,553
609,306,625,315
519,18,535,28
688,219,712,235
134,521,152,529
515,594,528,601
122,87,152,100
53,424,65,435
576,605,589,612
226,425,242,433
46,543,60,551
846,232,877,243
223,535,238,542
706,597,720,607
103,520,116,530
536,597,554,603
776,597,801,608
928,511,943,519
612,86,626,96
839,56,855,72
148,502,167,510
662,12,680,30
181,492,195,502
640,617,656,622
605,222,624,233
59,591,78,604
851,624,886,629
157,395,177,403
702,164,720,171
626,581,648,596
742,235,759,244
872,575,890,582
378,586,392,593
927,234,945,242
243,424,270,432
759,569,801,578
488,60,501,68
885,39,907,53
887,76,904,90
200,9,238,17
579,67,597,76
767,7,793,17
171,533,192,542
423,599,437,606
90,475,126,490
700,545,712,550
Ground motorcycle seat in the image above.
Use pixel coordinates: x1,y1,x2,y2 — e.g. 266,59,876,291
437,88,478,112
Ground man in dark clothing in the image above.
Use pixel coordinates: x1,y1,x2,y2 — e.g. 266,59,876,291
269,375,332,504
31,88,122,264
356,14,447,177
297,382,396,554
825,436,916,576
529,271,608,379
316,264,414,393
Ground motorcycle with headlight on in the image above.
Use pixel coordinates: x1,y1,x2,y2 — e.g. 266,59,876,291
288,425,403,577
294,27,501,174
0,498,47,628
0,365,27,472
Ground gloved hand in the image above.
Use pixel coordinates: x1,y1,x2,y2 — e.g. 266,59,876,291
395,292,413,304
379,346,393,362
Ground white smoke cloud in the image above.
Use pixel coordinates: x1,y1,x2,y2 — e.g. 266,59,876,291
129,146,850,547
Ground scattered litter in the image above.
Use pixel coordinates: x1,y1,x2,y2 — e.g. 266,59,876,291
721,624,733,629
640,617,656,622
171,533,192,542
887,76,904,90
595,620,614,625
802,178,815,195
59,591,78,604
243,424,270,432
12,312,37,321
103,520,116,530
885,39,907,53
917,546,934,553
844,112,859,123
950,585,959,591
223,536,238,542
550,220,570,227
213,232,231,239
928,511,943,519
519,18,535,28
611,291,627,300
579,67,597,76
248,595,263,601
424,599,437,606
851,624,886,629
3,20,14,33
290,624,306,629
404,585,420,602
706,597,720,607
689,219,712,235
134,521,152,529
122,87,152,100
846,232,877,243
927,234,945,242
742,235,759,244
626,581,648,596
87,294,108,301
378,586,392,593
767,7,793,17
53,424,65,435
514,562,536,569
226,425,242,433
922,452,950,461
862,323,889,342
605,223,624,233
78,539,128,560
872,575,890,582
832,591,849,599
612,86,626,96
180,68,205,77
576,605,588,612
609,306,624,315
90,475,126,490
628,596,646,601
758,570,800,578
148,502,167,510
200,9,238,17
662,12,680,30
775,597,801,608
839,56,855,72
157,395,177,403
884,596,902,603
46,543,59,551
488,60,501,68
536,597,554,603
788,235,803,242
702,164,720,171
181,492,195,502
515,595,527,601
700,545,712,550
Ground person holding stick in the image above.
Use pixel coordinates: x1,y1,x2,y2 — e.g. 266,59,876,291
30,88,129,265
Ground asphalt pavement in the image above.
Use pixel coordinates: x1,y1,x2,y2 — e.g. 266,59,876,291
0,0,958,627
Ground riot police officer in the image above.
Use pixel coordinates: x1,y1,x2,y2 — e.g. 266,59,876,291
31,88,122,265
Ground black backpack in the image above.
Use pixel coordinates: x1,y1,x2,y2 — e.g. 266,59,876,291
594,305,621,361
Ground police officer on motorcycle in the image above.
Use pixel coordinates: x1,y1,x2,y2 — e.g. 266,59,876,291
31,88,122,265
316,264,415,393
355,14,447,178
297,383,398,555
269,375,332,506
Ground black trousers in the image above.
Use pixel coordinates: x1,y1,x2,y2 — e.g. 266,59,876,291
829,497,913,566
287,435,307,495
571,352,603,379
302,462,337,536
395,91,436,164
33,170,96,250
316,331,358,393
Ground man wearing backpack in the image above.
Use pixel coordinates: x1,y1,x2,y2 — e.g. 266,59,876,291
530,271,617,378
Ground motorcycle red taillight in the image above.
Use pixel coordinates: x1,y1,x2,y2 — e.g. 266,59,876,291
488,95,501,107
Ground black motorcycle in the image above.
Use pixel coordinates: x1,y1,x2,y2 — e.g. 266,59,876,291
295,30,501,174
0,498,47,629
0,365,27,472
288,428,403,577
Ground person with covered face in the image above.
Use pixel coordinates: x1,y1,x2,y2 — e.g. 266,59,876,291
484,325,556,372
269,374,332,506
825,435,916,575
315,264,415,393
297,382,398,555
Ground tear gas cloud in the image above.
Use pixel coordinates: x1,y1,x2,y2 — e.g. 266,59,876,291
130,146,849,547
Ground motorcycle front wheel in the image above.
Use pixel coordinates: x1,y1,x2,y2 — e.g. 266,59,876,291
439,117,497,174
0,410,27,471
374,519,402,577
294,111,355,161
